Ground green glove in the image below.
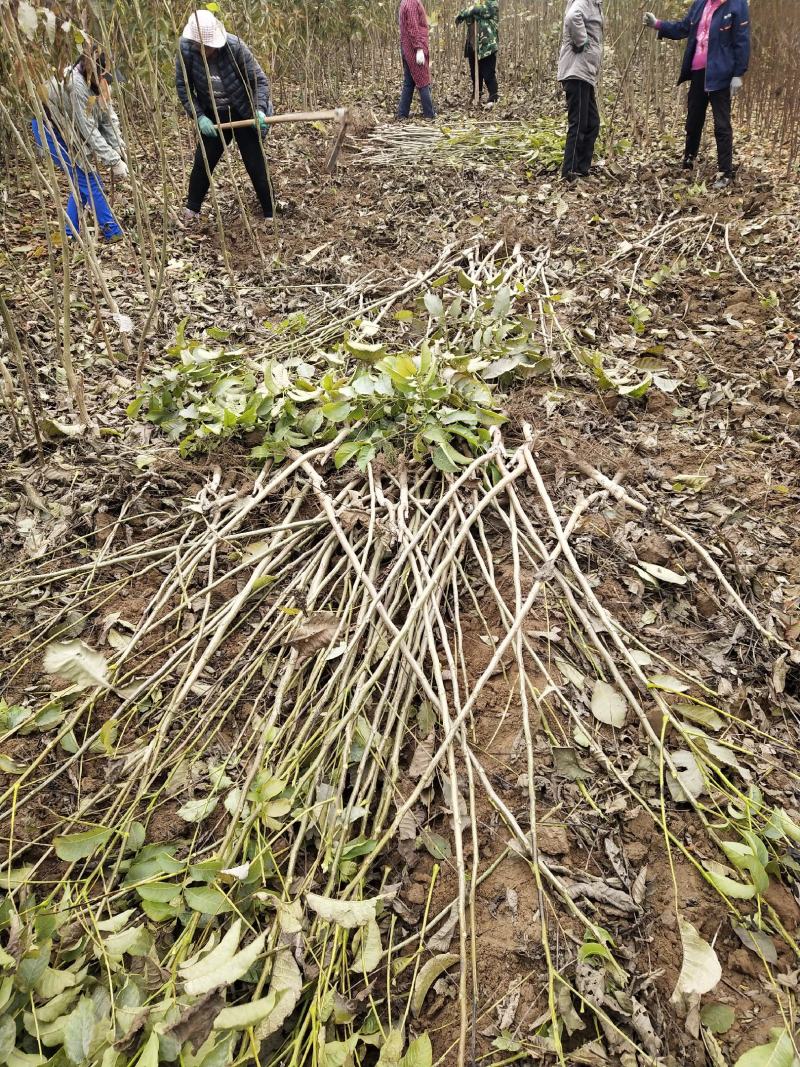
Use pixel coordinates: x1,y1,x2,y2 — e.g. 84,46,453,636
256,109,268,132
198,115,218,138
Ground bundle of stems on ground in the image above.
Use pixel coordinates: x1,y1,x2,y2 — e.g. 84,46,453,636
1,250,798,1067
355,119,566,172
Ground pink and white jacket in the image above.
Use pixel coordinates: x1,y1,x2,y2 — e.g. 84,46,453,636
399,0,432,88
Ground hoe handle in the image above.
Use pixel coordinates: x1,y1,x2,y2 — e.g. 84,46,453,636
216,109,346,130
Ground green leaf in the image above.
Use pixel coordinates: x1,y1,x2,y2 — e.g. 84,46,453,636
181,925,267,996
674,702,725,731
720,843,769,895
353,918,382,973
648,673,691,693
137,1031,160,1067
306,892,377,929
417,830,452,860
96,907,135,931
492,1034,522,1053
431,445,459,473
321,400,353,422
0,1017,16,1062
213,989,284,1031
6,1053,47,1067
618,375,652,399
772,809,800,844
254,949,303,1039
400,1035,433,1067
492,285,512,318
16,952,50,989
482,354,526,380
63,998,96,1065
345,338,386,361
179,921,241,985
136,882,183,903
103,926,153,958
377,1030,405,1066
700,1002,735,1035
411,954,459,1017
424,292,443,319
126,821,146,852
184,886,232,916
733,1030,796,1067
705,869,756,900
577,941,614,964
334,442,361,470
34,966,77,998
320,1038,359,1067
54,826,113,862
177,796,219,823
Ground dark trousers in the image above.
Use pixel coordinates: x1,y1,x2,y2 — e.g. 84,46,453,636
397,57,435,118
465,48,498,102
187,115,274,217
562,78,600,177
685,69,733,175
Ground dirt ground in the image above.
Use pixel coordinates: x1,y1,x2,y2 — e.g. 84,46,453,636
1,87,799,1064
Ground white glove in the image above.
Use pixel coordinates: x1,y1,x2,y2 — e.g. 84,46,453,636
416,48,425,66
112,159,129,180
730,76,743,95
643,12,658,27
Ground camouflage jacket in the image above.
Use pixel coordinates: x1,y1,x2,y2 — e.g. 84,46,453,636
456,0,499,59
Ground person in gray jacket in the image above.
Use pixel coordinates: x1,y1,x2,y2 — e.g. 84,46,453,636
557,0,604,180
32,46,128,241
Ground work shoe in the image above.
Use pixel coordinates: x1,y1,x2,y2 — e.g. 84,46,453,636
713,173,733,190
182,207,201,227
682,156,695,170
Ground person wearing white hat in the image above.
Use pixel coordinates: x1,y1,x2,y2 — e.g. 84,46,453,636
176,10,275,222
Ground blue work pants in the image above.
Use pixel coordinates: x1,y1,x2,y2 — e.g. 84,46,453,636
32,119,123,240
397,58,435,119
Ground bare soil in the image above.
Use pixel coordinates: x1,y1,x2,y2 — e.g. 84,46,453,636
1,93,799,1064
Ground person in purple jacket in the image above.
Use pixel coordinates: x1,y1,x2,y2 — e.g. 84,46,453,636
644,0,750,189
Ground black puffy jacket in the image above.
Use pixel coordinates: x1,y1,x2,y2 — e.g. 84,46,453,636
176,34,270,121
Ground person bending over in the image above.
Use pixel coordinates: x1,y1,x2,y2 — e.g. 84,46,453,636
176,9,275,223
33,45,127,242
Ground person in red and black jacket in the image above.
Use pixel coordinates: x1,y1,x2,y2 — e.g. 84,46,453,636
397,0,436,119
643,0,750,188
